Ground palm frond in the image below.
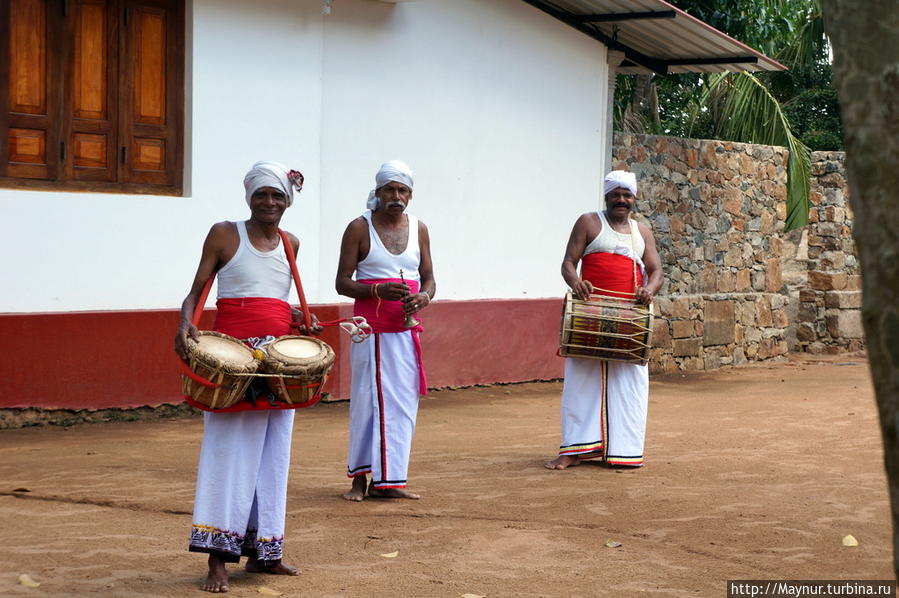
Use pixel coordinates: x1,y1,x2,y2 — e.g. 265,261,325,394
777,0,827,68
702,72,811,231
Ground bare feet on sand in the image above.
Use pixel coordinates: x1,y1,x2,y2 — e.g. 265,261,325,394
202,554,229,593
367,486,420,499
544,455,580,470
245,557,301,576
343,476,420,500
341,475,367,502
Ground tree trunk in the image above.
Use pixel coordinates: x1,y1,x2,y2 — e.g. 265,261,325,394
821,0,899,577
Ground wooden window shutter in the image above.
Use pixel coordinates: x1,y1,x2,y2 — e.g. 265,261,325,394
64,0,119,182
1,0,183,193
1,0,63,180
120,0,183,189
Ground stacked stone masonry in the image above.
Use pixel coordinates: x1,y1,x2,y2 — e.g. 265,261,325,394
791,151,863,354
612,134,860,373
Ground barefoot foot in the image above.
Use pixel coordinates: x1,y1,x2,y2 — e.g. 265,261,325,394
367,486,420,499
245,557,301,576
202,554,229,593
342,475,367,502
544,455,580,470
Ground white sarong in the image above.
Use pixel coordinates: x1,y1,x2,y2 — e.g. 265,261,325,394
558,357,649,466
189,409,294,563
346,331,420,489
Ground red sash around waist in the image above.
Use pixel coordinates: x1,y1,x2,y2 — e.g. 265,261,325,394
213,297,292,339
580,252,643,297
354,278,427,395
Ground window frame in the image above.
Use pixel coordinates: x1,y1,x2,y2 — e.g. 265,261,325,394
0,0,185,196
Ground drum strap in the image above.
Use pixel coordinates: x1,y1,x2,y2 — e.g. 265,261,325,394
276,230,372,341
190,231,370,339
192,275,215,327
277,229,314,332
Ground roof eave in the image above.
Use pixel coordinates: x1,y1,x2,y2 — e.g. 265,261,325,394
522,0,787,75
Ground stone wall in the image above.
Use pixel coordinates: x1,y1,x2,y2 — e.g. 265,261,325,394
789,151,864,353
612,134,859,373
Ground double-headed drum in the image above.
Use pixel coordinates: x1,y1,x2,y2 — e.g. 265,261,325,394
182,331,260,409
559,291,653,364
261,336,335,404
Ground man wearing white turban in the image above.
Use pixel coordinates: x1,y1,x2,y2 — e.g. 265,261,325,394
546,170,663,471
336,160,436,501
175,160,314,592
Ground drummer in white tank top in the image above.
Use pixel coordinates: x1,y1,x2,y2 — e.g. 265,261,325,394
562,187,661,307
175,161,311,591
584,210,646,261
216,220,292,302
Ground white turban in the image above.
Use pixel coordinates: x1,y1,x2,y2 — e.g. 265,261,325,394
603,170,637,197
367,160,414,210
243,160,304,207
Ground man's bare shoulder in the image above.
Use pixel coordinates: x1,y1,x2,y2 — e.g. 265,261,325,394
209,220,236,236
573,211,599,229
205,221,237,244
281,229,300,251
345,216,368,234
635,220,654,237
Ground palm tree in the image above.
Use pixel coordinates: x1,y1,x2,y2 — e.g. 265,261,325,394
617,0,830,231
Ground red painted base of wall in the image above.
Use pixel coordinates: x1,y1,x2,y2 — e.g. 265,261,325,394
1,298,564,409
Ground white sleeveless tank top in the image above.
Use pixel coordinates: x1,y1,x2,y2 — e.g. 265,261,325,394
356,211,421,281
583,210,645,260
216,220,292,301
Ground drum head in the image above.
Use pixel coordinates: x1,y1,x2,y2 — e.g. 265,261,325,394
271,337,323,360
195,334,257,367
261,335,334,384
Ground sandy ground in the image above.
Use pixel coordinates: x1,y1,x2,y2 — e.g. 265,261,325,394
0,354,893,598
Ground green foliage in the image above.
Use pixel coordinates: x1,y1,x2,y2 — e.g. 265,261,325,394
703,72,812,230
613,0,837,231
670,0,821,61
781,63,843,151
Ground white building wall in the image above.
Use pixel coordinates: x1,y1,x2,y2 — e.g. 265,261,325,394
317,0,609,302
0,0,608,312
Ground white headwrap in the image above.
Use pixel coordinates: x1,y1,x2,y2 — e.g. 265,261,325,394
243,160,304,207
367,160,414,210
603,170,637,197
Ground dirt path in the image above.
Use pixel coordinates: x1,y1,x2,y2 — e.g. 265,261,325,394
1,354,892,597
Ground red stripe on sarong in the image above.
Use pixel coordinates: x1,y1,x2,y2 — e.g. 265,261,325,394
606,458,643,466
374,334,388,483
580,252,643,296
600,361,608,461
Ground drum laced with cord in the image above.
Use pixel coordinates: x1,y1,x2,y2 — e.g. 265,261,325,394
180,228,370,411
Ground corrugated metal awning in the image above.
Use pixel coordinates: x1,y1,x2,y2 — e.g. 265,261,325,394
521,0,786,74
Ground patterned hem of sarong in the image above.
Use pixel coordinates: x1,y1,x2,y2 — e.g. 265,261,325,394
188,524,284,565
